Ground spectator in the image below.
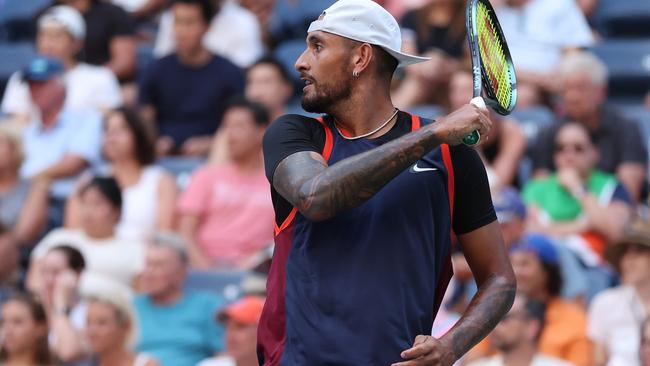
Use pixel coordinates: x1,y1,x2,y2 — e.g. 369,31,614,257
29,177,145,296
448,68,526,189
1,6,122,123
0,124,48,247
57,0,137,81
239,0,274,43
588,220,650,366
468,294,573,366
392,0,466,109
36,245,87,363
510,235,593,366
266,0,336,47
65,107,177,241
245,57,294,122
111,0,168,21
532,52,647,202
642,319,650,366
198,296,265,366
154,0,264,68
495,0,594,106
178,99,274,269
139,0,245,157
524,122,632,289
83,289,159,366
19,57,103,225
134,232,225,366
0,294,53,366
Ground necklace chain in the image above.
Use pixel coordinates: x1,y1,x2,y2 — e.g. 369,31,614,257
334,109,399,140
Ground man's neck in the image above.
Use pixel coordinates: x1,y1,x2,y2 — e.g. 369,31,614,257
236,353,260,366
177,47,212,67
328,82,396,138
112,159,142,186
151,288,183,306
99,348,132,366
84,228,114,240
501,343,537,366
5,351,36,366
0,169,18,191
232,152,263,173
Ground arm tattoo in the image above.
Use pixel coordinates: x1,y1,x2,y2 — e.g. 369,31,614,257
273,123,442,221
446,275,516,359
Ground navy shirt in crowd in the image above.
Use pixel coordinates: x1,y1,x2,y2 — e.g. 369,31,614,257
138,53,245,149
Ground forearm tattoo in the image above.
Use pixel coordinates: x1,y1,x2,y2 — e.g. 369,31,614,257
273,123,442,221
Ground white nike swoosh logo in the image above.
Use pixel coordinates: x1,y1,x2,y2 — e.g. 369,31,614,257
411,163,438,173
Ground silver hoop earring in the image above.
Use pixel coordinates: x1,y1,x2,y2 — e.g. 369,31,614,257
353,71,360,78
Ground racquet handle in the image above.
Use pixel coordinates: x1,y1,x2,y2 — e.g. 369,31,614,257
463,97,486,145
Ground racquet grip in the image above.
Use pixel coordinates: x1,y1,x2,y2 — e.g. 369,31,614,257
463,97,486,145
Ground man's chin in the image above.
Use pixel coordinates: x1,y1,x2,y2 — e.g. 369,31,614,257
301,96,326,114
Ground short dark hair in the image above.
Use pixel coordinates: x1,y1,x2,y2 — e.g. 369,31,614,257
541,261,563,297
225,96,270,126
372,45,398,80
172,0,216,24
106,107,155,166
49,245,85,274
80,176,122,210
249,56,292,84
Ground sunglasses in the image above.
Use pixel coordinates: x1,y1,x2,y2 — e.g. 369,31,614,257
554,143,588,154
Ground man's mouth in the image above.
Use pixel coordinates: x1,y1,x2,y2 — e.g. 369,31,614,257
301,76,315,91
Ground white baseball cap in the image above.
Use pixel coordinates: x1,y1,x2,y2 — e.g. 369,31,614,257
38,5,86,40
307,0,430,68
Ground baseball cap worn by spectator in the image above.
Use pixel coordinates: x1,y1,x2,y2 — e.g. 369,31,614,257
511,234,559,265
217,296,265,325
39,5,86,40
606,220,650,272
494,187,526,223
21,56,64,82
307,0,430,67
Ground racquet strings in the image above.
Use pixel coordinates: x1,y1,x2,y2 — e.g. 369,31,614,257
476,2,514,110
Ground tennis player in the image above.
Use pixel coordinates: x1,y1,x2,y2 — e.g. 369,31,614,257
258,1,516,365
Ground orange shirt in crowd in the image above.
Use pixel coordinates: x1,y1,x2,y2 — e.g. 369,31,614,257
539,297,593,366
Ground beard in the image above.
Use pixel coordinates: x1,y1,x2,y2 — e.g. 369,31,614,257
301,71,353,114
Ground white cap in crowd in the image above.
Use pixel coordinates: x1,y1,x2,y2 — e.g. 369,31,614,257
38,5,86,40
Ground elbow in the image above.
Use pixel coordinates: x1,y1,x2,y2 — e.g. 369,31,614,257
295,187,332,222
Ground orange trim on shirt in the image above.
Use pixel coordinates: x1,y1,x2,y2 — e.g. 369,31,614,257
274,117,334,236
441,144,455,218
411,115,421,131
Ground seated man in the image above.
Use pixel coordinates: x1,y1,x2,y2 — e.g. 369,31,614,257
468,294,573,366
134,232,225,366
533,52,647,202
178,98,274,269
245,56,294,122
139,0,245,157
199,295,265,366
19,56,103,225
1,5,122,123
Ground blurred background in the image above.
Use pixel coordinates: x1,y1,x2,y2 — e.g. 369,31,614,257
0,0,648,365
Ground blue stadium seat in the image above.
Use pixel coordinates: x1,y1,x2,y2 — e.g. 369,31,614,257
405,105,443,120
0,42,36,100
590,40,650,100
594,0,650,38
268,0,336,44
621,104,650,146
185,270,247,302
0,0,49,42
156,156,205,190
273,39,305,92
510,106,555,143
137,42,155,74
284,100,320,118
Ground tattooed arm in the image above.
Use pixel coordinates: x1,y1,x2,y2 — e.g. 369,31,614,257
272,104,490,221
393,221,516,366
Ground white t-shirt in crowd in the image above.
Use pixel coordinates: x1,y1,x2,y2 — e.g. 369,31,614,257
32,228,145,295
111,0,148,12
496,0,594,73
468,354,574,366
115,166,164,241
588,285,646,366
1,63,122,116
154,0,264,68
197,355,236,366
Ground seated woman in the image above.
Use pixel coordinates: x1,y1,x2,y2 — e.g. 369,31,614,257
0,294,53,366
66,107,177,241
524,122,632,272
29,177,145,296
177,98,274,270
83,288,159,366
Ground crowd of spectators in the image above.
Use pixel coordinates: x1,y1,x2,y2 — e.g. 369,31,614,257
0,0,648,365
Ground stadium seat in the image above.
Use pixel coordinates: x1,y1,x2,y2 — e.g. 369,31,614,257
185,270,247,302
510,105,555,143
0,42,36,100
621,104,650,146
273,39,305,91
268,0,336,44
0,0,49,42
590,40,650,100
137,42,155,74
156,156,205,190
405,105,443,120
594,0,650,38
284,100,320,118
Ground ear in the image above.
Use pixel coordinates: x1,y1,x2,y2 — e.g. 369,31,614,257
351,43,374,76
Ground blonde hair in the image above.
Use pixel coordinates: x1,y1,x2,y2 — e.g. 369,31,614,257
0,123,24,166
84,284,139,350
558,51,609,86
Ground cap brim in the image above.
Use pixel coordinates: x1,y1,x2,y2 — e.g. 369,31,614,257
382,47,430,68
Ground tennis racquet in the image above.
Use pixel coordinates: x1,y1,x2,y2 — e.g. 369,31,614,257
463,0,518,145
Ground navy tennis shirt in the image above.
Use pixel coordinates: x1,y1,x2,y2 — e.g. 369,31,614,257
259,111,496,365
